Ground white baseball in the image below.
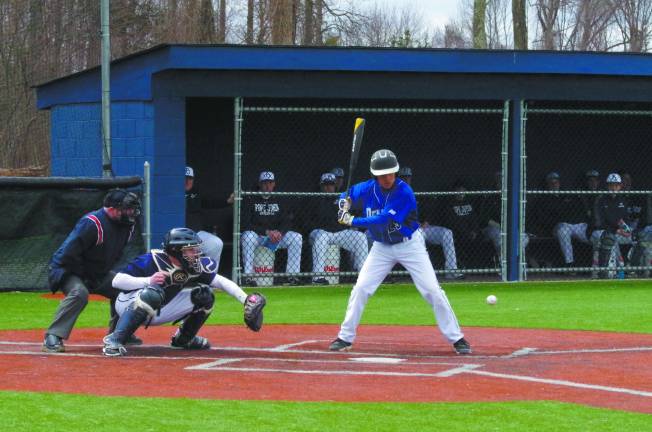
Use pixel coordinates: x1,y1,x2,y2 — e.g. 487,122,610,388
486,294,497,305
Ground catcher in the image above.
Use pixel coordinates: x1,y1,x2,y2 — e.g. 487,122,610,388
103,227,266,356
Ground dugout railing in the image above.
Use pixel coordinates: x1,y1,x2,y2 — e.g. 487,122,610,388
232,99,510,286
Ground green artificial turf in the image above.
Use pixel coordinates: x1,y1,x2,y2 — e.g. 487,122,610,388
0,391,649,432
2,279,651,333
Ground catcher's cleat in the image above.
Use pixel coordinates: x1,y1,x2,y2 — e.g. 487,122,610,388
453,337,472,355
125,333,143,346
42,334,65,353
170,333,211,350
329,338,352,352
102,334,127,357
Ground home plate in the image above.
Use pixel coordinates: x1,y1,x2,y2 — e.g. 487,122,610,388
349,357,406,364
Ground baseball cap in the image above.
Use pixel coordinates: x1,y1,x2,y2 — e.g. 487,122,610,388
546,172,560,181
331,167,344,178
606,173,622,183
185,166,194,177
320,173,336,184
585,169,599,178
259,171,275,182
398,166,412,177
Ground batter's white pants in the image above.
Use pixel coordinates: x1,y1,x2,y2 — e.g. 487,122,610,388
420,226,458,271
197,231,223,271
337,230,464,344
241,230,302,274
554,222,589,264
310,229,368,276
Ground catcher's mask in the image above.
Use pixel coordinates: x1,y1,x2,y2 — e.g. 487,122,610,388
163,228,203,272
103,189,142,225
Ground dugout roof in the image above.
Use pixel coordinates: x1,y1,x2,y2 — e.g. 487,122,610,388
35,44,652,108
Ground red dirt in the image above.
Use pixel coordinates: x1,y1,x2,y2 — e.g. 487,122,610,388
40,293,108,301
1,325,651,413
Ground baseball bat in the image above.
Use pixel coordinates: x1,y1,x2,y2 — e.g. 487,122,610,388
344,117,366,198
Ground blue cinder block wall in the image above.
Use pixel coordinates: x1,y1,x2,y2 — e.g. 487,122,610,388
50,99,183,246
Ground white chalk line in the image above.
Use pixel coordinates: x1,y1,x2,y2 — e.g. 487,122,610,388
463,369,652,398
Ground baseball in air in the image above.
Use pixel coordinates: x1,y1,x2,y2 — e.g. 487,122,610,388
486,294,497,305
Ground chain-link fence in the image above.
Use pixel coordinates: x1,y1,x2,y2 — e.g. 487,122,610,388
523,104,652,279
232,99,508,286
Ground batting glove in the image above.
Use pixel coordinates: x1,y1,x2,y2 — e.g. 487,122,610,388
338,197,351,212
338,210,354,226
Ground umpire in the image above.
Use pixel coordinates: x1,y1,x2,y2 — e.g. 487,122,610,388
42,189,141,353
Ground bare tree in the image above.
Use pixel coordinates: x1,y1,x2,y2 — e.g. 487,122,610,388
473,0,488,48
217,0,227,43
512,0,528,49
611,0,652,51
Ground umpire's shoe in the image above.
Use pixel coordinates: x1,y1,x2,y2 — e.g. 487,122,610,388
170,332,211,350
329,338,352,352
42,334,65,353
102,334,127,357
453,337,472,355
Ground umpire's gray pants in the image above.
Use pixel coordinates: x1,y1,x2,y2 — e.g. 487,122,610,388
46,274,115,340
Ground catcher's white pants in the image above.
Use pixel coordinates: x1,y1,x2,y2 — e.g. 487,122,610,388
197,231,223,270
241,230,302,274
420,226,458,271
337,230,464,344
310,229,368,275
115,288,194,326
554,222,589,264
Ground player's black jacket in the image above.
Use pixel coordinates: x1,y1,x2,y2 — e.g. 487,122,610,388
48,208,134,293
185,188,203,232
530,194,587,236
242,194,293,234
594,194,630,233
310,196,342,232
441,196,481,237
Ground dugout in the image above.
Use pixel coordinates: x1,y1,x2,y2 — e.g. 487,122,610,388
35,44,652,280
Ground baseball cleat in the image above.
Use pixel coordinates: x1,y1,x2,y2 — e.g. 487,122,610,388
102,334,127,357
329,338,352,352
42,334,65,353
312,278,330,285
453,337,472,355
125,333,143,346
171,334,211,350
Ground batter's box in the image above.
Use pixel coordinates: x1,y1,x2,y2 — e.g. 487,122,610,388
186,355,484,378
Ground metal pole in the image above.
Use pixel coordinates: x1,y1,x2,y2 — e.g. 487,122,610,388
519,102,528,281
500,101,509,281
143,161,151,251
101,0,112,177
232,97,244,284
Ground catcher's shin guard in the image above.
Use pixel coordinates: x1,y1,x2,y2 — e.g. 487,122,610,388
109,304,149,345
172,287,214,348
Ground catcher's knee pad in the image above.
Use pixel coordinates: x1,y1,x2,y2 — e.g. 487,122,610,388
134,285,165,318
190,284,214,313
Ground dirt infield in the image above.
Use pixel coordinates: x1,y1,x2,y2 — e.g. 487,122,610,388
1,325,651,413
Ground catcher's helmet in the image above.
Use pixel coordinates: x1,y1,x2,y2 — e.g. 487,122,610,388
370,149,399,176
103,189,141,225
163,227,203,272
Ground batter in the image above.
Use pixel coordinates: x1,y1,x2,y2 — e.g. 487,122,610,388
329,149,471,355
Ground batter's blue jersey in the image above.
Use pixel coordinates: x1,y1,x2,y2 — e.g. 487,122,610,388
343,178,420,244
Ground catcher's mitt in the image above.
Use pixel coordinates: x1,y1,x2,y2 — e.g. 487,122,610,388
244,292,266,332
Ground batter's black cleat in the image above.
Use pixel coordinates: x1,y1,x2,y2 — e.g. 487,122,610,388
171,333,211,350
329,338,352,352
453,337,472,355
102,334,127,357
42,334,65,353
125,333,143,346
